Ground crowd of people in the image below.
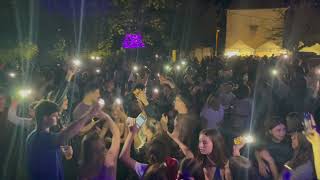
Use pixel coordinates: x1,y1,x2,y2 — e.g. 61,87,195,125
0,54,320,180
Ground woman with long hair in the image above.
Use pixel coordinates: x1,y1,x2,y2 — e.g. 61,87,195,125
119,120,178,180
197,129,231,180
280,112,316,179
78,112,120,180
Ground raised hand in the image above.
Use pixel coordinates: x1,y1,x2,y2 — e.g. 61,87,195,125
303,114,320,145
134,90,148,106
160,114,169,132
126,117,138,134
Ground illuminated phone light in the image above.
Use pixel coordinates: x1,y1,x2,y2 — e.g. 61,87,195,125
271,69,278,76
153,88,159,94
19,89,32,98
115,98,122,105
176,65,181,71
98,98,105,108
73,59,81,67
133,65,139,72
244,135,255,143
9,72,16,78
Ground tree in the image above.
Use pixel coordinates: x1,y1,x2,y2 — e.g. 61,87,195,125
0,42,38,63
92,0,182,57
48,38,67,61
284,1,320,52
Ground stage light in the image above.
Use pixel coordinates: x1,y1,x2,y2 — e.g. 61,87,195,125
96,68,101,74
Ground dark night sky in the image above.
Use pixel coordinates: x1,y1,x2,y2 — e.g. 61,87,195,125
0,0,315,51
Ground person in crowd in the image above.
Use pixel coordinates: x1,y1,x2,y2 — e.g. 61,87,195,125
281,112,316,180
218,82,236,109
142,163,169,180
255,116,293,179
200,93,224,129
176,158,205,180
230,136,259,180
110,102,128,143
197,129,231,180
229,84,252,137
303,114,320,179
171,94,200,152
79,111,120,180
73,82,102,135
0,88,9,168
119,119,178,180
7,100,36,129
196,129,232,180
101,79,116,112
26,100,99,180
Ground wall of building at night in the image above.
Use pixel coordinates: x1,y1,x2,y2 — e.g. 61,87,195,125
225,8,287,57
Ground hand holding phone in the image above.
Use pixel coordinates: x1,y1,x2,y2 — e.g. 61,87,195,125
136,113,147,128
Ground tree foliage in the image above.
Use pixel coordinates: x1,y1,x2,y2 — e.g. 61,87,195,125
48,38,67,61
0,42,38,63
92,0,181,57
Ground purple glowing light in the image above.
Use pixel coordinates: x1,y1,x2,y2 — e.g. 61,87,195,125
122,34,145,49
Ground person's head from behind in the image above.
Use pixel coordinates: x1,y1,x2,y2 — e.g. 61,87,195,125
83,82,101,103
234,84,250,99
177,158,205,180
206,94,220,111
47,90,69,111
198,129,227,167
81,132,106,166
174,94,191,113
132,83,145,95
264,116,287,143
104,79,115,92
123,93,142,118
143,163,168,180
35,100,59,129
286,112,305,150
146,137,169,164
220,82,233,94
